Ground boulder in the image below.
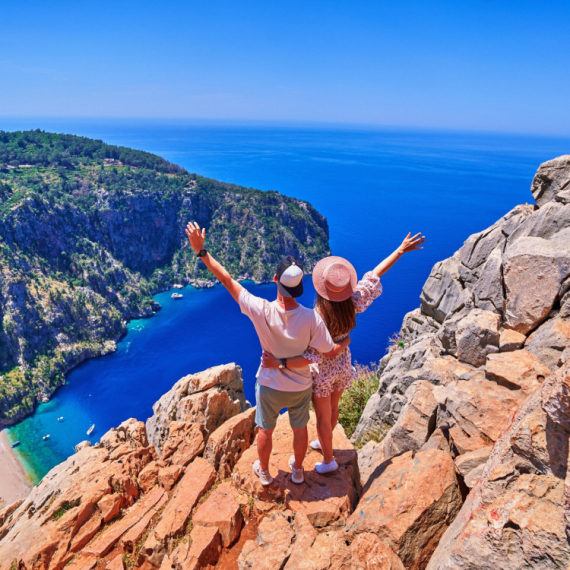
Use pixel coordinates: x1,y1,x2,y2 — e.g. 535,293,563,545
97,492,122,523
296,530,351,569
0,420,153,568
146,363,248,454
525,315,570,371
284,512,318,569
346,449,462,570
455,309,500,367
75,440,92,453
502,229,570,334
419,428,453,457
192,482,243,547
433,372,528,454
358,440,386,486
204,406,256,479
381,380,438,460
138,460,163,493
238,511,296,570
139,458,216,568
232,412,360,528
499,328,526,352
530,154,570,207
426,360,570,570
168,525,222,570
484,349,551,393
157,464,184,491
454,446,491,480
420,256,471,324
161,421,205,466
472,246,504,313
349,534,405,570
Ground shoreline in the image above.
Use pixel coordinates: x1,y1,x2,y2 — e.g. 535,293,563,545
0,430,32,509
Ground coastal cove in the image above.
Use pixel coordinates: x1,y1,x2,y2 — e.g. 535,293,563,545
3,121,570,486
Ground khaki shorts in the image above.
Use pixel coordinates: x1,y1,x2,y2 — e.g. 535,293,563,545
255,382,312,431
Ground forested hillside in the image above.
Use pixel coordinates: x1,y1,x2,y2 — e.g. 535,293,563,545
0,130,330,425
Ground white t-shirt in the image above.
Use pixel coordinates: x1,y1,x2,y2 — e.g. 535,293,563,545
239,288,335,392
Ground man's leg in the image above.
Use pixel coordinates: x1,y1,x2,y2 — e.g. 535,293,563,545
291,426,308,469
257,428,274,471
255,383,280,473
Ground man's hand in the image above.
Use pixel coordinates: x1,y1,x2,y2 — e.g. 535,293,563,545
261,351,279,369
185,221,206,254
397,232,425,255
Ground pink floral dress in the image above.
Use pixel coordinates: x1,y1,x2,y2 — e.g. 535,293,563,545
303,271,383,398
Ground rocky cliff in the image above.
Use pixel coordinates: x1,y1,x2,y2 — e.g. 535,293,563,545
1,155,569,570
0,130,330,426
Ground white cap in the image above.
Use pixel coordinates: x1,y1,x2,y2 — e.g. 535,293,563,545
279,263,303,287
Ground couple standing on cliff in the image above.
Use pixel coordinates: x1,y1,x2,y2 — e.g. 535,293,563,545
185,221,425,485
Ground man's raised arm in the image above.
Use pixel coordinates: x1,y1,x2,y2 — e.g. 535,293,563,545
185,222,244,303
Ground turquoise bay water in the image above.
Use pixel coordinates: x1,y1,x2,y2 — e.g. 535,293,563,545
3,119,569,482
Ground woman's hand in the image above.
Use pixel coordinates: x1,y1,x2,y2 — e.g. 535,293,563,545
261,351,280,368
397,232,425,255
185,221,206,254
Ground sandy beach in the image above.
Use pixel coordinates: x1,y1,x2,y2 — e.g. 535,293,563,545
0,430,31,509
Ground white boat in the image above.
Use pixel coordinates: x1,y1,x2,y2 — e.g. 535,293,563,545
43,434,50,441
57,416,64,422
87,424,95,436
171,293,183,299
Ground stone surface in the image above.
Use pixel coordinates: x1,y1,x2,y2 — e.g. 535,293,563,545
232,412,360,528
485,349,551,393
346,449,462,570
455,309,500,367
161,421,205,466
283,512,318,569
499,328,526,352
169,525,222,570
433,372,527,454
454,446,491,479
381,380,438,460
297,530,351,569
120,491,168,552
97,492,122,523
139,457,216,568
157,464,184,491
503,229,570,334
531,154,570,207
106,554,124,570
238,511,295,570
192,481,243,547
0,419,153,568
204,406,256,479
525,315,570,370
146,363,248,454
427,360,570,570
357,439,386,486
138,460,162,493
349,533,406,570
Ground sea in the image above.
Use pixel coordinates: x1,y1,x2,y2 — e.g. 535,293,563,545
2,118,569,483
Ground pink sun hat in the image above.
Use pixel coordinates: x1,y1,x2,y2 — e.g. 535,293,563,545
312,256,358,302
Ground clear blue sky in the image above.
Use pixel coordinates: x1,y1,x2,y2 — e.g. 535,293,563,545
2,0,570,134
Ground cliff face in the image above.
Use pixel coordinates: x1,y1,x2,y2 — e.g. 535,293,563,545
0,130,330,425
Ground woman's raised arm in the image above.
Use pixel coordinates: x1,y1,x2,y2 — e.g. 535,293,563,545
373,232,425,277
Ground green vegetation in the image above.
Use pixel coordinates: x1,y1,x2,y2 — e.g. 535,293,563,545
52,498,81,521
0,130,330,425
338,363,383,444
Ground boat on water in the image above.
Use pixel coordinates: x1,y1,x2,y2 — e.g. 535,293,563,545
87,424,95,436
171,293,183,299
57,416,64,422
11,441,20,448
43,434,50,441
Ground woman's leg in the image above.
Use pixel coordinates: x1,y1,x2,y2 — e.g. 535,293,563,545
312,392,334,464
330,389,344,431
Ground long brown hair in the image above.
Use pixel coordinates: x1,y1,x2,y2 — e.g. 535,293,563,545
315,294,356,338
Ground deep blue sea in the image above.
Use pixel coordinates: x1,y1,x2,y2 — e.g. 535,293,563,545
3,118,569,483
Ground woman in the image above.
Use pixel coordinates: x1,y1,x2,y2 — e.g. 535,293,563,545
262,232,425,474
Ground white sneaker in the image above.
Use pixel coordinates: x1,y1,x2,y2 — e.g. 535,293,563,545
253,460,273,485
288,455,305,484
310,439,322,451
315,458,339,474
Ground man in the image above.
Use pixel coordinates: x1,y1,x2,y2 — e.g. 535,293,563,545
185,222,349,485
